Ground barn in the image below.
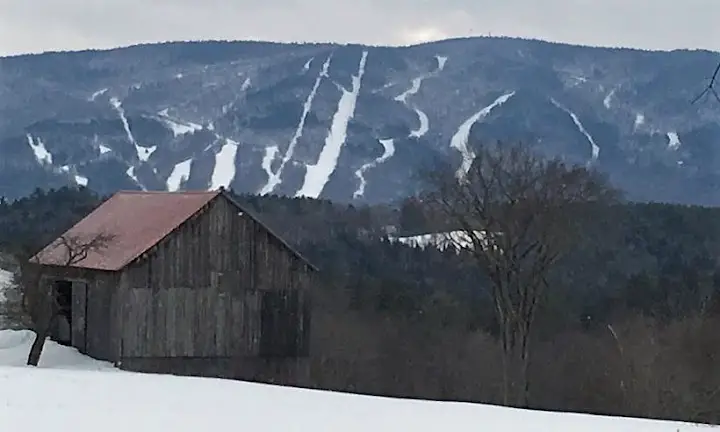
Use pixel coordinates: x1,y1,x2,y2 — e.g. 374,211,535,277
29,187,316,385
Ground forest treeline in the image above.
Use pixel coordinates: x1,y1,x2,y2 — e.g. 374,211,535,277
1,185,720,423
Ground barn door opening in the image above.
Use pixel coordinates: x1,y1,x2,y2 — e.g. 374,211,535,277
52,280,73,346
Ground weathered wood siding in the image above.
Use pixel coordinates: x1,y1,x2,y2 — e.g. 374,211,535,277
84,273,117,361
117,195,313,361
40,265,119,362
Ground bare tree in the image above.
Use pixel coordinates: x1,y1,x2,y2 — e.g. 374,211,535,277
20,232,115,366
693,62,720,104
424,141,619,407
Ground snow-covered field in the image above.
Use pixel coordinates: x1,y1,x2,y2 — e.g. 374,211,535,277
0,329,709,432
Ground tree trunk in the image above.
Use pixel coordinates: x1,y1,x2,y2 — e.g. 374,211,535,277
500,319,513,406
27,313,56,366
500,320,532,408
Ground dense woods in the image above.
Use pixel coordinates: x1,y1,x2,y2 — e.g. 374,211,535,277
1,183,720,424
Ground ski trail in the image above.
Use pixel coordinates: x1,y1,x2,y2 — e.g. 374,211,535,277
450,92,515,179
89,88,108,101
166,158,193,191
394,54,448,139
259,55,332,195
125,166,145,191
302,57,314,72
110,97,156,162
296,50,368,198
395,77,423,104
353,139,395,199
551,98,600,163
395,77,430,138
667,132,682,150
260,146,279,192
210,139,239,190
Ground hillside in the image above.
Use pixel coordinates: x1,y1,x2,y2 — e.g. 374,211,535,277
1,38,720,204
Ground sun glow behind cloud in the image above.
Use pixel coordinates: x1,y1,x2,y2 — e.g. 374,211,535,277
398,27,449,45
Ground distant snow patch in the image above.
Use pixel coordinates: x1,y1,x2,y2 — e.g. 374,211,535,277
241,78,251,91
603,89,615,109
158,114,203,137
389,230,494,252
451,92,515,179
634,113,645,129
99,144,112,155
667,132,682,151
302,57,314,72
353,138,395,199
210,139,239,190
436,55,448,71
26,134,53,165
74,175,88,187
166,159,193,192
296,50,368,198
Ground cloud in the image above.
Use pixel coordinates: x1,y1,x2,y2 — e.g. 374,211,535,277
0,0,718,56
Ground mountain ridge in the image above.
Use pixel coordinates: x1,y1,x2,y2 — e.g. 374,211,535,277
2,36,720,204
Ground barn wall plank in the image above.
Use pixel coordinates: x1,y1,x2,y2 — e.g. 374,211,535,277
112,194,315,383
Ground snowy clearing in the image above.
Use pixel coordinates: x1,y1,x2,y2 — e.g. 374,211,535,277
26,134,53,165
0,328,706,432
210,138,239,190
667,132,682,150
74,174,88,187
166,159,193,192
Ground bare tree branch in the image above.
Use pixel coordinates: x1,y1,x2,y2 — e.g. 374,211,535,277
692,61,720,104
19,231,115,366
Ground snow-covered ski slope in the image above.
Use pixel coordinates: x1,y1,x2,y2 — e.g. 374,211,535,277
0,328,708,432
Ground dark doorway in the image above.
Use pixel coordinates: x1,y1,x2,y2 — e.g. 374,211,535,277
53,280,72,346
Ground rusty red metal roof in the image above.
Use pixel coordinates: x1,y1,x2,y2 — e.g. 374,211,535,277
32,190,220,271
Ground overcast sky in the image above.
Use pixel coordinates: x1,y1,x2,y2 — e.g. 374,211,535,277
0,0,719,56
